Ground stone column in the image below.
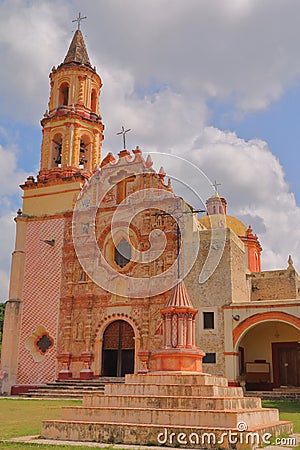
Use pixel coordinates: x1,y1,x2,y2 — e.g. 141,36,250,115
177,313,185,347
62,124,70,167
165,313,172,348
187,313,193,348
78,76,86,105
72,124,80,166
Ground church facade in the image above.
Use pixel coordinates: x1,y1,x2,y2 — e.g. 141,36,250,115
1,30,300,395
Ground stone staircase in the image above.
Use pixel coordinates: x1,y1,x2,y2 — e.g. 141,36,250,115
20,377,125,399
42,372,293,449
245,388,300,401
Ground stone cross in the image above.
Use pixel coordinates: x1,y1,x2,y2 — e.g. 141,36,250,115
212,180,221,193
72,12,87,30
117,126,131,149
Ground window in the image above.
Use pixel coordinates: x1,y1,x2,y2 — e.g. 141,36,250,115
203,353,216,364
58,82,69,106
114,239,131,268
203,312,214,329
36,334,54,354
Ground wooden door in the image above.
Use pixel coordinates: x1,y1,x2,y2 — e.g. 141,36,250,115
102,320,135,377
272,342,300,387
278,347,300,386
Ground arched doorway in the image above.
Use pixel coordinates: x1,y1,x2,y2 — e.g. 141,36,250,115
102,320,135,377
237,320,300,389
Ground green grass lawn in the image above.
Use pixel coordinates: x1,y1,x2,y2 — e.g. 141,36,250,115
0,398,299,449
0,398,98,449
262,400,300,433
0,398,81,440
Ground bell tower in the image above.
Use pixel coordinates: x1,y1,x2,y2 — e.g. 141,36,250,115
39,29,104,182
1,28,104,394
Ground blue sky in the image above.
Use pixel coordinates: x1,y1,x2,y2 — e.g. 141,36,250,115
0,0,300,299
209,83,300,204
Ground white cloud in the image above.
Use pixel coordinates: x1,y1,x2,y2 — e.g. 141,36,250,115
100,66,208,154
175,126,300,272
2,0,300,122
86,0,300,112
0,145,28,199
0,0,69,122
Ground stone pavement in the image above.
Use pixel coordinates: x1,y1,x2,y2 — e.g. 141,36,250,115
3,433,300,449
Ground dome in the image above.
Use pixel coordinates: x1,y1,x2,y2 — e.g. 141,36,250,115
199,214,247,237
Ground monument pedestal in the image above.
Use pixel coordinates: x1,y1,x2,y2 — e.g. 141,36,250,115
150,348,205,372
42,372,293,449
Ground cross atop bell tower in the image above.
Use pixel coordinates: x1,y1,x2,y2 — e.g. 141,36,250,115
72,12,87,31
38,27,104,182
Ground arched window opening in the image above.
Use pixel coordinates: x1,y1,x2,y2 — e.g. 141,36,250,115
114,239,131,268
213,205,216,214
79,137,91,169
91,89,97,113
51,134,63,168
58,82,69,106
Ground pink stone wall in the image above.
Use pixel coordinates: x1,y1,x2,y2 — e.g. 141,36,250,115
17,217,64,384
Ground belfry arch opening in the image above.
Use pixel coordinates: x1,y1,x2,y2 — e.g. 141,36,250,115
51,134,63,168
102,320,135,377
79,135,91,169
58,82,69,107
237,320,300,390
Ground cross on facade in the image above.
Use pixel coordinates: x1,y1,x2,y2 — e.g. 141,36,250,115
154,203,206,280
72,12,87,30
117,126,131,149
212,180,221,193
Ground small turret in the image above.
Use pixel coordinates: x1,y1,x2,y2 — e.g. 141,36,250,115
206,194,227,215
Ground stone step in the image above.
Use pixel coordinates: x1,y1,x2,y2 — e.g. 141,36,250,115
61,405,279,428
20,386,105,399
125,372,228,386
245,391,300,400
39,386,105,391
104,382,243,398
21,392,86,399
42,420,293,448
82,394,261,410
19,377,122,399
50,377,124,386
46,383,105,388
27,388,104,395
273,387,300,392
